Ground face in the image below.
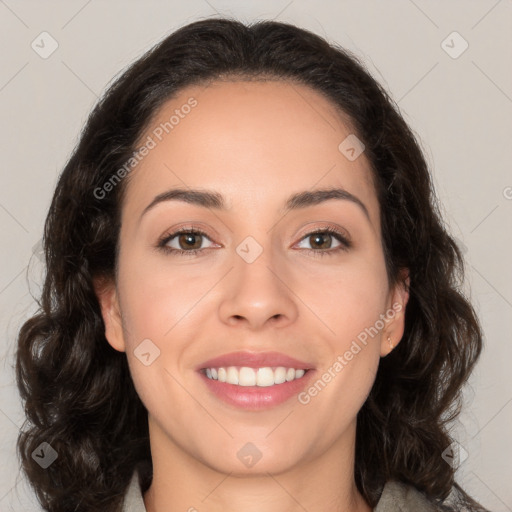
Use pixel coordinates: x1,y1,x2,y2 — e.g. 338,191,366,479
95,79,409,476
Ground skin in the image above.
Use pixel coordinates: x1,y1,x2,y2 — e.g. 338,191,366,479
95,79,410,512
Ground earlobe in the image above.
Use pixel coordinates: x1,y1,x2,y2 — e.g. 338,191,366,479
381,268,410,357
93,276,126,353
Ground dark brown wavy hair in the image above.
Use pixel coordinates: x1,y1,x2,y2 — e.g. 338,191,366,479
16,17,490,512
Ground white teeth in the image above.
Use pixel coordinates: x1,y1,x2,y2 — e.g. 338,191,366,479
274,367,287,384
226,367,239,385
256,367,274,387
203,366,308,386
239,367,256,386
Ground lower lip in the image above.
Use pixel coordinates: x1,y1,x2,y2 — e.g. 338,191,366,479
198,370,316,410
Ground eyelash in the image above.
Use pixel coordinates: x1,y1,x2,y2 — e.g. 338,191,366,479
156,225,352,258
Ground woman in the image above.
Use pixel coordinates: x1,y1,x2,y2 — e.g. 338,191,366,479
16,17,491,512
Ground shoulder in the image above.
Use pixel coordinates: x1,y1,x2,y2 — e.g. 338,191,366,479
375,480,439,512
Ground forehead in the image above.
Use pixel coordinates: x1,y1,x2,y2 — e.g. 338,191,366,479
123,79,379,231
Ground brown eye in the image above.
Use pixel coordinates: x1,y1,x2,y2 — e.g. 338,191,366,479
157,229,216,256
177,232,203,250
295,228,352,256
308,232,335,250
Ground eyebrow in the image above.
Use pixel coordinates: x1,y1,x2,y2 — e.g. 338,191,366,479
140,187,371,223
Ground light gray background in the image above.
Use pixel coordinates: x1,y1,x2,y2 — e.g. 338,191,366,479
1,1,511,510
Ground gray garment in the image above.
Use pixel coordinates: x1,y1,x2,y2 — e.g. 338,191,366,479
122,471,438,512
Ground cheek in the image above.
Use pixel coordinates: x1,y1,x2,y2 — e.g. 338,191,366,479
295,259,386,441
291,250,390,344
117,255,213,345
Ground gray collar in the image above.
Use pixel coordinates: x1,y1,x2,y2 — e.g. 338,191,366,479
374,481,438,511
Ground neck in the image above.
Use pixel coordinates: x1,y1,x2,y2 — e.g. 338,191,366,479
143,417,372,512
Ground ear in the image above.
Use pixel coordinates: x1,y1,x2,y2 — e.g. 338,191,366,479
93,276,126,352
380,268,410,357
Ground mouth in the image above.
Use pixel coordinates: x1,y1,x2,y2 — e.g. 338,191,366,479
196,351,316,410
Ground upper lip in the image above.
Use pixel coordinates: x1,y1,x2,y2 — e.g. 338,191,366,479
197,351,314,370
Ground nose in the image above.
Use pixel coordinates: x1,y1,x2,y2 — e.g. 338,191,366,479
217,245,299,331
